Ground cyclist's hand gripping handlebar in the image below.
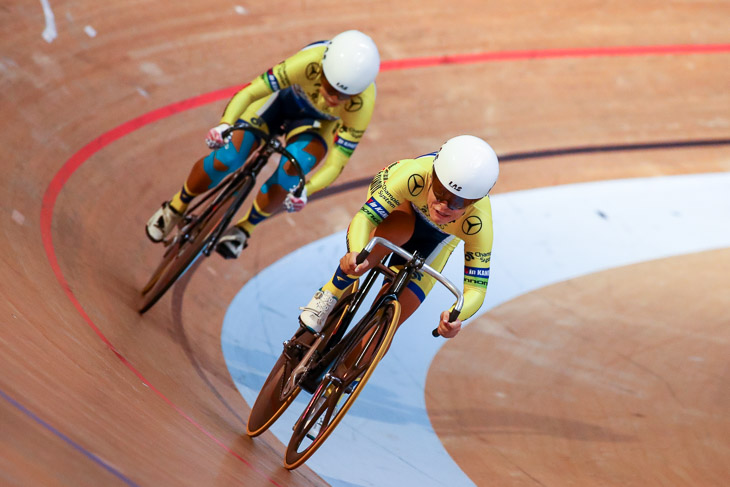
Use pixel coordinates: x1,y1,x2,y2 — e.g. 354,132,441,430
355,237,463,338
207,123,232,149
433,309,461,337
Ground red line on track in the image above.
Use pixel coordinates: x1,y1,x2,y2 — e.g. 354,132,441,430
380,43,730,70
39,83,287,486
39,42,730,482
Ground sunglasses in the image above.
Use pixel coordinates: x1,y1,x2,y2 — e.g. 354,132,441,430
431,171,478,210
320,74,353,101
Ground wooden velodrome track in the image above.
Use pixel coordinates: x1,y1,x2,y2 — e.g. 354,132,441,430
2,1,729,485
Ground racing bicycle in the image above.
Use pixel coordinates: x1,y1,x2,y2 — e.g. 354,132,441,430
246,236,464,469
138,123,305,313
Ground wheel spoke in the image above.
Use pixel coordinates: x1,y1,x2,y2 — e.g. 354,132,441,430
247,290,357,437
284,300,400,470
138,176,253,313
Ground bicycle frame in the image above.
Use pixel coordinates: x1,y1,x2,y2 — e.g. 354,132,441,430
279,237,465,467
138,123,309,313
169,124,306,257
301,237,465,388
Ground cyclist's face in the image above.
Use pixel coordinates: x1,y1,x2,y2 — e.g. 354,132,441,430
427,171,477,224
319,74,352,106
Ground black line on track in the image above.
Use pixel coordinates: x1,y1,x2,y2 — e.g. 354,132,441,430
311,137,730,200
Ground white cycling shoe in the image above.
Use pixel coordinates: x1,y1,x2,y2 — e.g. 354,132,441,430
299,290,337,334
146,202,183,243
215,226,248,259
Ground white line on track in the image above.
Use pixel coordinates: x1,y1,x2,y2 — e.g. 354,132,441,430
39,0,57,43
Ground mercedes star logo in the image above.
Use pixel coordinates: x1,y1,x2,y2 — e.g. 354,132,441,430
462,216,482,235
408,174,425,196
345,95,363,112
305,62,321,80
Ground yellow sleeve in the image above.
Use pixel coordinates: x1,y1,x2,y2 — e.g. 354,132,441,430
220,76,273,125
220,45,325,125
460,283,488,321
344,159,415,252
305,147,349,195
306,84,376,195
458,201,494,320
346,211,377,253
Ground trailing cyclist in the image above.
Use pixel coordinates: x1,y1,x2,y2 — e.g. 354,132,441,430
145,30,380,259
299,135,499,339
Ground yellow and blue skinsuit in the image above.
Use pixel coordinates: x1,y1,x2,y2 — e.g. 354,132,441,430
197,40,376,231
334,154,494,321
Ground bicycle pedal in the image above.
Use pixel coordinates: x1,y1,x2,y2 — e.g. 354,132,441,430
298,323,324,339
162,234,177,248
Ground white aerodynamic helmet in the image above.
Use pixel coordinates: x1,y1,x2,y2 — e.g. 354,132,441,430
433,135,500,200
322,30,380,95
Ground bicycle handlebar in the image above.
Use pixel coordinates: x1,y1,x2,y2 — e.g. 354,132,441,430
220,123,305,197
355,236,463,338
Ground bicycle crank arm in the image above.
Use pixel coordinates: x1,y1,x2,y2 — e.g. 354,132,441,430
282,335,324,397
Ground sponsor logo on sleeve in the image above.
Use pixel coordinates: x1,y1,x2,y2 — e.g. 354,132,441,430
464,266,490,288
365,197,390,221
305,62,321,80
334,135,358,156
266,69,281,91
275,63,291,88
465,266,490,278
408,174,425,196
345,96,364,112
335,136,358,150
340,125,365,139
464,251,491,264
462,216,482,235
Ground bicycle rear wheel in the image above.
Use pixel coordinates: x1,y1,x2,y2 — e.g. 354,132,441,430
138,175,255,313
284,299,401,469
246,285,357,437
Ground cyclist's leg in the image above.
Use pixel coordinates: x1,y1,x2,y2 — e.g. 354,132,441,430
320,203,416,299
372,207,458,328
352,241,451,358
301,203,415,332
346,246,440,360
168,126,260,214
147,125,260,243
234,130,327,237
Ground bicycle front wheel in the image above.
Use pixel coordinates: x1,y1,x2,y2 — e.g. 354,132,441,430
284,299,401,469
247,286,357,437
138,175,255,313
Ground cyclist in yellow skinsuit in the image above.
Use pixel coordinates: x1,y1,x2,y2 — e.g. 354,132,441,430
299,135,499,339
145,30,379,259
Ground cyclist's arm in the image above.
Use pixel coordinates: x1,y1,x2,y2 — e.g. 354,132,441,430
346,211,378,253
345,159,411,252
460,275,489,321
220,46,320,125
220,76,274,125
459,220,493,321
306,85,376,195
304,139,351,195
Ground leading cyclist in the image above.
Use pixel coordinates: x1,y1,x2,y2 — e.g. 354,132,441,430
299,135,499,339
145,30,380,259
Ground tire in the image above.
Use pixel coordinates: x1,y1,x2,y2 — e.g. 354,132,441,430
138,175,254,313
246,286,357,437
284,299,401,469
